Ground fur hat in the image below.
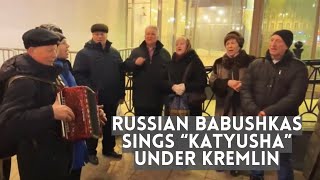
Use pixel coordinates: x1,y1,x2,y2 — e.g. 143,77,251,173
22,28,60,49
224,31,244,48
91,23,108,33
272,29,293,48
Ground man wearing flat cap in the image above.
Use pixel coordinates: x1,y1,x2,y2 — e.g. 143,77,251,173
73,23,125,163
241,30,308,180
0,28,77,179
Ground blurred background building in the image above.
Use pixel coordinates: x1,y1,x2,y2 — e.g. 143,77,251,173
0,0,319,65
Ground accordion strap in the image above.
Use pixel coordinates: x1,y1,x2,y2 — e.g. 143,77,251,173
7,75,57,87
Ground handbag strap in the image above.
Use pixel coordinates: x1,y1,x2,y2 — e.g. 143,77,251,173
182,61,193,83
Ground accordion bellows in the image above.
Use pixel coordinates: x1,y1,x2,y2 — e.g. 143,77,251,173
60,86,101,141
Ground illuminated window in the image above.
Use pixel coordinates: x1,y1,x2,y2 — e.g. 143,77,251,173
261,0,318,59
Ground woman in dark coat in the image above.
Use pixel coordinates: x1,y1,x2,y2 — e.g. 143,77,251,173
209,31,254,176
162,36,207,115
0,159,10,180
209,31,255,116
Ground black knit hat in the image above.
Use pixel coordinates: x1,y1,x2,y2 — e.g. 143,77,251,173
91,23,108,33
272,29,293,48
224,31,244,48
22,28,60,49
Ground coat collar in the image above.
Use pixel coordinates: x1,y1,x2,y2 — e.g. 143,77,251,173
221,50,253,69
139,40,164,51
0,53,62,83
265,49,295,66
85,40,112,51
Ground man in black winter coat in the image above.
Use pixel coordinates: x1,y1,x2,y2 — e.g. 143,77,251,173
73,23,125,163
124,25,171,116
0,28,76,180
0,159,10,180
241,29,308,180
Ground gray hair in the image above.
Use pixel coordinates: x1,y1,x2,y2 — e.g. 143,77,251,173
38,24,63,34
176,36,192,52
145,25,159,36
37,24,65,42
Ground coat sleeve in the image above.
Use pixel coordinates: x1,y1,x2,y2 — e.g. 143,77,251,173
117,51,126,99
185,59,207,92
240,62,261,115
209,60,229,97
263,64,308,115
124,48,142,72
0,79,56,140
158,49,173,95
162,49,171,63
161,62,174,94
73,51,92,87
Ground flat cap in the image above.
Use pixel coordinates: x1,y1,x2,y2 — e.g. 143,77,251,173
22,28,60,49
91,23,108,33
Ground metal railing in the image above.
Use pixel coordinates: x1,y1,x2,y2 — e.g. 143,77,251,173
119,47,134,60
0,47,134,65
202,66,214,116
202,60,320,121
0,48,27,65
66,48,134,65
12,48,26,55
1,47,319,120
300,59,320,122
0,48,17,65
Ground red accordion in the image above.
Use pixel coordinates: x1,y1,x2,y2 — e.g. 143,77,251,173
59,86,101,141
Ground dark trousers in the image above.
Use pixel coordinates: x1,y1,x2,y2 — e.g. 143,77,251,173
18,168,81,180
134,106,163,116
251,153,293,180
189,105,202,116
2,158,11,180
40,168,81,180
86,103,118,155
164,104,202,116
67,168,82,180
